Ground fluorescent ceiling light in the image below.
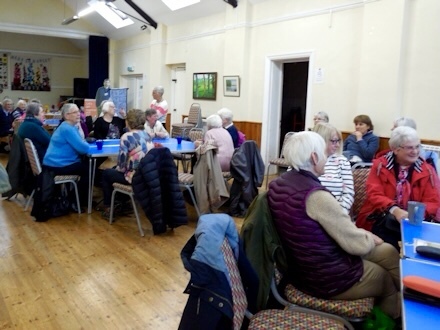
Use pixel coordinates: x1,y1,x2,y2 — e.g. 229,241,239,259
161,0,200,11
88,0,134,29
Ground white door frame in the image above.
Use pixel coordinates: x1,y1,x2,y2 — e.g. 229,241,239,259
261,51,315,174
120,74,143,110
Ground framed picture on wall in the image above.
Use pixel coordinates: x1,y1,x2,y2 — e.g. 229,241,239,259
223,75,240,97
193,72,217,100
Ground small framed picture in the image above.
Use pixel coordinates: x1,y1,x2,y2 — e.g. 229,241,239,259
223,76,240,97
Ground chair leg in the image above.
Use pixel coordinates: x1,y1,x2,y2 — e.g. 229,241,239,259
185,185,201,217
129,194,144,237
24,189,35,211
71,182,81,215
109,189,118,224
265,164,272,190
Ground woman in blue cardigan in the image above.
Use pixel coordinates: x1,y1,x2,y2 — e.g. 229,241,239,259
343,114,379,163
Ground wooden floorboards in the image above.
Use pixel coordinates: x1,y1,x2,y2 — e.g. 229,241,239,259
0,153,274,329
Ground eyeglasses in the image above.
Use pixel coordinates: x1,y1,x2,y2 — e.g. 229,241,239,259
399,144,421,151
67,110,79,115
330,139,341,145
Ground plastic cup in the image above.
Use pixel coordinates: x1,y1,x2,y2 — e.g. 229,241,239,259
176,136,182,145
408,201,426,226
96,139,104,150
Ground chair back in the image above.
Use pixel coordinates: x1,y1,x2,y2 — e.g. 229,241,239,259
24,138,42,177
188,128,204,141
279,132,295,158
351,162,372,219
187,103,202,126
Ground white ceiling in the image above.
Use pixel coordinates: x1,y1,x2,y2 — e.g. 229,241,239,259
61,0,248,40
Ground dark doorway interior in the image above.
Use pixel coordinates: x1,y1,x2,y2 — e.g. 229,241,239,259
280,61,309,150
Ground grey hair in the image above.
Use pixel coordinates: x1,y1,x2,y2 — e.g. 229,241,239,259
389,126,420,150
283,131,326,172
17,99,27,107
61,103,78,119
25,102,42,118
101,100,115,113
217,108,233,123
145,108,157,117
2,98,13,106
206,114,223,129
394,117,417,130
153,86,164,95
314,111,329,123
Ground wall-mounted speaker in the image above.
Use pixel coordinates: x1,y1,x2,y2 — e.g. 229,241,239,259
224,0,237,8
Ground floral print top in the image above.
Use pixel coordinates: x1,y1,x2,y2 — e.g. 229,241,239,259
117,130,153,183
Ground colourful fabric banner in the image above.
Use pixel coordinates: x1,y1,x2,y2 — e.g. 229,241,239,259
10,55,51,91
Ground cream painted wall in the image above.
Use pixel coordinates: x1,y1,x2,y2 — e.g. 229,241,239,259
0,32,88,107
110,0,440,141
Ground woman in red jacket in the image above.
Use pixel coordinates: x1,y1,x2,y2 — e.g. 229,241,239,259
356,126,440,248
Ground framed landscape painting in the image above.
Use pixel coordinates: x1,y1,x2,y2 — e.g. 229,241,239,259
223,75,240,97
193,72,217,100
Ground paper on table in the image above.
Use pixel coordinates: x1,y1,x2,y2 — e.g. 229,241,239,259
414,238,440,250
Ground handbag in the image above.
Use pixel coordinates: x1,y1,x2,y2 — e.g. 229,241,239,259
0,163,12,194
368,211,401,250
51,187,71,218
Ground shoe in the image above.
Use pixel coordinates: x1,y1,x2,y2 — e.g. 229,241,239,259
101,207,111,220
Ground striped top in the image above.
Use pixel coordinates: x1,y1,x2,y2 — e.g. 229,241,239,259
318,154,354,214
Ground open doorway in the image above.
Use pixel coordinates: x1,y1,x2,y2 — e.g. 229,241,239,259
261,52,313,174
280,62,309,149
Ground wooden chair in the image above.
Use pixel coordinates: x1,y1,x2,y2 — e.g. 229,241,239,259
109,183,144,237
23,138,81,214
171,103,202,139
265,132,295,189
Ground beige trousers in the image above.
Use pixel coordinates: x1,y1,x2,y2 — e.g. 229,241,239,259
331,242,401,319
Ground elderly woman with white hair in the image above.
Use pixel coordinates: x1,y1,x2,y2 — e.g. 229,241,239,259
267,131,401,320
217,107,239,148
357,126,440,248
195,114,234,171
93,100,126,139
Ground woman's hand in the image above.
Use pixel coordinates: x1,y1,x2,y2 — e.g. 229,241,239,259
372,233,384,246
156,132,167,138
391,207,408,222
154,142,163,148
194,139,203,148
353,131,363,140
119,109,126,118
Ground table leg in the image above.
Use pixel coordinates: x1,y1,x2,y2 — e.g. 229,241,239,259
88,158,97,214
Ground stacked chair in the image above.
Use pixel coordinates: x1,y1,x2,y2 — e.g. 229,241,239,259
171,103,202,139
351,162,373,222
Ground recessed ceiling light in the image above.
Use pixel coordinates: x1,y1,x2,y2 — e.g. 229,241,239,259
88,0,134,29
161,0,200,11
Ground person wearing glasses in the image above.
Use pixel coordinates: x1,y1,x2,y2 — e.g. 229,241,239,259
356,126,440,248
343,114,379,163
43,103,90,208
312,111,329,126
313,122,354,214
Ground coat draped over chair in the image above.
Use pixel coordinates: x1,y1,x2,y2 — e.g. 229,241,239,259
229,141,265,217
132,147,188,234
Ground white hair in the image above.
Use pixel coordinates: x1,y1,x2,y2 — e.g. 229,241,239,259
394,117,417,130
206,114,223,129
389,126,420,150
101,100,115,114
283,131,326,172
217,108,233,123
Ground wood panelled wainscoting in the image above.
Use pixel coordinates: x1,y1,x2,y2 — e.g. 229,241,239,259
341,131,440,154
179,114,262,148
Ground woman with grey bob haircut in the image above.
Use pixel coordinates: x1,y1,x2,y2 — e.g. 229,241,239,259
283,131,327,172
